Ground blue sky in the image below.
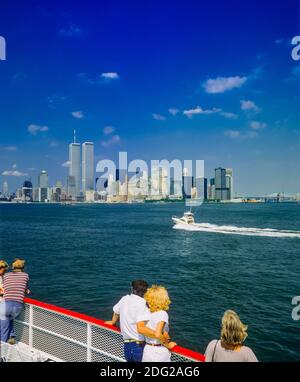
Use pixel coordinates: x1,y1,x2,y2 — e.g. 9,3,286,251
0,0,300,195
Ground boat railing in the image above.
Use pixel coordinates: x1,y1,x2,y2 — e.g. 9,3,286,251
10,298,205,362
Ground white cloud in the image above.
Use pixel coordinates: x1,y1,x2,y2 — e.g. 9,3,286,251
101,72,120,80
225,130,241,139
28,124,49,135
168,108,180,116
78,72,120,85
2,170,28,177
221,112,238,120
241,100,260,113
250,121,267,130
50,140,60,148
59,25,82,37
101,135,121,147
183,106,221,118
12,164,17,169
103,126,115,135
62,161,71,168
225,130,258,139
3,146,17,151
203,76,247,94
47,94,67,109
71,111,84,119
152,113,166,121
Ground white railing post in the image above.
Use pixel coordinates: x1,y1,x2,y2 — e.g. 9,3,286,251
87,323,92,362
28,304,33,349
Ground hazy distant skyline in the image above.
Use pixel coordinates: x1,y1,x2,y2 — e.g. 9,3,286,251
0,0,300,195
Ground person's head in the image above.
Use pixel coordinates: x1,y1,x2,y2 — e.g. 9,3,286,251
221,310,248,346
131,280,148,297
0,260,9,276
12,258,25,272
144,285,171,313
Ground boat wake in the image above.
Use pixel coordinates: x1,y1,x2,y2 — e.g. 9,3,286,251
173,222,300,238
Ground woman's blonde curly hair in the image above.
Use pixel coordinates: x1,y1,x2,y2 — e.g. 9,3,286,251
221,310,248,346
144,285,171,313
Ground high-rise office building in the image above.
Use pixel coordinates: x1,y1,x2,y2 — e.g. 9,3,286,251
69,131,81,198
22,180,33,201
67,175,76,200
2,181,8,197
38,171,49,202
150,167,161,196
195,177,208,200
226,168,233,200
38,171,48,188
215,167,230,200
209,178,216,200
182,168,193,199
82,142,94,193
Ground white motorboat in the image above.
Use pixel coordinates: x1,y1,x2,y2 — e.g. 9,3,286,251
172,211,195,225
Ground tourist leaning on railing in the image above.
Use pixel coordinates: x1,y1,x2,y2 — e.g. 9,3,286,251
138,285,177,362
204,310,258,362
0,259,30,344
105,280,169,362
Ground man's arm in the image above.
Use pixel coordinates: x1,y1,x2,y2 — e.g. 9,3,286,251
105,313,120,326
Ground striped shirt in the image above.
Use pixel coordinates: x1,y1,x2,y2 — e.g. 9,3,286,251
3,272,29,304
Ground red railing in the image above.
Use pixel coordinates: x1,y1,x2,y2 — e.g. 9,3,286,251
23,297,205,362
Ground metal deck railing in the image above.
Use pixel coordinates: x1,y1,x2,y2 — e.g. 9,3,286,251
6,298,205,362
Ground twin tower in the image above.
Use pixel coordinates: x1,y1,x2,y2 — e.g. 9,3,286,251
68,131,94,199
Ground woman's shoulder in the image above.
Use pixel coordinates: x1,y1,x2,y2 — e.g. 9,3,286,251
241,346,259,362
204,340,219,362
206,339,219,351
153,310,169,322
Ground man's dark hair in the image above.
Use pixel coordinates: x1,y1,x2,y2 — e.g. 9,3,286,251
131,280,148,297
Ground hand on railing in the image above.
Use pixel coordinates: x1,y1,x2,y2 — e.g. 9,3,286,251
165,341,177,350
104,321,115,326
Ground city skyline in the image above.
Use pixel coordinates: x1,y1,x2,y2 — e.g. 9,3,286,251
0,1,300,195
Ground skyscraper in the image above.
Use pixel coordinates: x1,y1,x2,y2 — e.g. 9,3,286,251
182,168,193,199
69,131,81,198
82,142,94,193
195,177,208,200
22,180,33,201
38,171,48,188
226,168,234,200
2,181,8,197
209,178,216,200
67,175,76,200
38,171,49,202
215,167,230,200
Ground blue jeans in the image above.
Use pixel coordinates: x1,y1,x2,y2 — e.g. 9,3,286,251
124,342,145,362
0,301,23,343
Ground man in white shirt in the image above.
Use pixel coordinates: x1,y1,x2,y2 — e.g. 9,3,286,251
105,280,169,362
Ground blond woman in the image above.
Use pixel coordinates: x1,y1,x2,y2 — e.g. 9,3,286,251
140,285,176,362
205,310,258,362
